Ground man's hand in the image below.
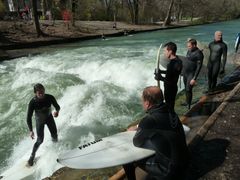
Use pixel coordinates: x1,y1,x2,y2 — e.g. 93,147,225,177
53,111,59,117
154,68,162,81
219,69,225,75
190,79,196,86
30,131,34,139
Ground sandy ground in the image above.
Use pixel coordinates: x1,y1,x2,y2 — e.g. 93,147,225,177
195,52,240,180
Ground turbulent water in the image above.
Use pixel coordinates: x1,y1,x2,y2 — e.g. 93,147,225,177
0,19,239,179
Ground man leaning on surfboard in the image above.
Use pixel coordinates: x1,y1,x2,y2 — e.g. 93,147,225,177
126,86,189,180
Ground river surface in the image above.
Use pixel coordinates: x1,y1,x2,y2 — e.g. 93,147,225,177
0,19,239,179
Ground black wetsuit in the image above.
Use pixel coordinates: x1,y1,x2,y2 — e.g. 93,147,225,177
27,94,60,158
208,40,227,90
155,57,182,112
123,103,189,180
183,47,203,108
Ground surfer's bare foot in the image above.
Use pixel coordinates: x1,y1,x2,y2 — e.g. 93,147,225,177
28,156,34,166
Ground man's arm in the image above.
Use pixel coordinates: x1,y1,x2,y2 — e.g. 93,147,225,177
154,69,166,81
220,43,228,74
26,100,34,132
51,95,60,117
193,51,204,80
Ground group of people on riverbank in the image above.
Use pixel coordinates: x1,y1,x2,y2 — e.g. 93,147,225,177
25,30,228,180
154,31,227,111
123,30,228,179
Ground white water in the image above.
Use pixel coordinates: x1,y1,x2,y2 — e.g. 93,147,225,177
1,19,239,179
0,45,168,179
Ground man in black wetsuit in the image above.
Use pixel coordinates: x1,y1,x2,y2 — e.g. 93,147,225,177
154,42,182,112
27,83,60,166
208,31,228,91
182,39,203,109
125,86,189,180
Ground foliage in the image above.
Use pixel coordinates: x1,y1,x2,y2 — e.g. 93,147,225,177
0,0,5,19
3,0,240,24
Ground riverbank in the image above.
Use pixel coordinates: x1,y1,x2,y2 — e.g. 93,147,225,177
0,19,206,61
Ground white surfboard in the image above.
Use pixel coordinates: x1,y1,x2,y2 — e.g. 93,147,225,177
235,36,240,51
156,44,163,88
57,131,155,169
0,157,39,180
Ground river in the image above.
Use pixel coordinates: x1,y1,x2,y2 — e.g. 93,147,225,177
0,19,239,179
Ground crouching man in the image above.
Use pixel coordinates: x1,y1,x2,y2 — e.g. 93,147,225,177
124,86,189,180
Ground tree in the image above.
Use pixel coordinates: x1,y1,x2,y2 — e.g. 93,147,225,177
101,0,113,20
175,0,182,22
126,0,139,24
0,0,5,18
71,0,77,26
32,0,44,37
163,0,174,27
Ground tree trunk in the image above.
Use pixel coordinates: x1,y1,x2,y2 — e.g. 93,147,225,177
191,0,194,22
127,0,134,24
134,0,138,24
41,0,47,18
176,0,182,23
163,0,174,27
32,0,43,37
126,0,139,24
72,0,76,26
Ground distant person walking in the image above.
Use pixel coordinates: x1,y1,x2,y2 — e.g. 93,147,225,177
182,39,203,109
154,42,183,112
62,9,71,29
207,31,228,91
27,83,60,166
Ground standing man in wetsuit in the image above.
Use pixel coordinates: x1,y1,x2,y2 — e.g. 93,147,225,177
182,39,204,109
154,42,182,112
27,83,60,166
208,31,228,91
125,86,189,180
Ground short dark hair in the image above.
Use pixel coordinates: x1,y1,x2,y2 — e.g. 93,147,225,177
164,42,177,54
142,86,163,105
188,38,197,46
34,83,45,93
